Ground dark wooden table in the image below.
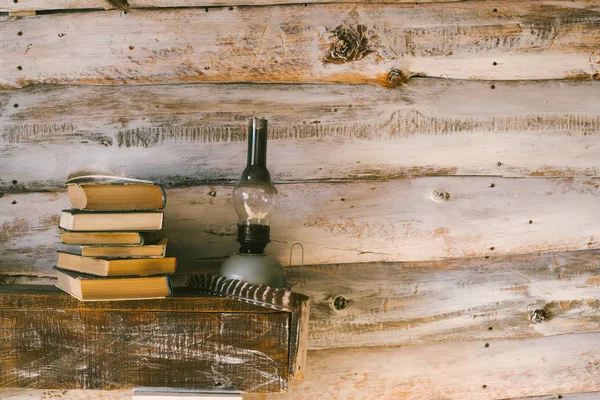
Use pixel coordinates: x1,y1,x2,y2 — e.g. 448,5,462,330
0,285,307,393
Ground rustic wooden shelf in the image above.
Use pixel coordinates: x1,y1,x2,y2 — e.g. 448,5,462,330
0,285,308,393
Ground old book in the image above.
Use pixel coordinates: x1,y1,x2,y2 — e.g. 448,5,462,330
79,238,168,258
59,210,163,232
55,268,172,301
68,183,166,211
57,251,177,277
60,231,162,246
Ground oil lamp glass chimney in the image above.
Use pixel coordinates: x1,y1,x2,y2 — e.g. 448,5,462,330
218,118,286,288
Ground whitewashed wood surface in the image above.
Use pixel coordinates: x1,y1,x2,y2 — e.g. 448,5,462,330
2,0,484,12
1,2,599,88
290,250,600,349
247,333,600,399
2,80,600,192
2,177,600,276
505,393,600,400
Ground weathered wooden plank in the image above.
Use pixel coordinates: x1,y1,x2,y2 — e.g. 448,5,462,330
1,0,472,13
288,250,600,349
3,177,600,276
0,389,131,399
4,333,600,399
1,2,599,89
0,285,280,313
244,333,600,399
0,286,290,392
2,81,600,193
505,393,600,400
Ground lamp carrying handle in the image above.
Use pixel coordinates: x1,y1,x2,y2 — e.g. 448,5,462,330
287,243,305,289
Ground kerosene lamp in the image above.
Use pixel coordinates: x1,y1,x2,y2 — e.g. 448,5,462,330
218,118,286,288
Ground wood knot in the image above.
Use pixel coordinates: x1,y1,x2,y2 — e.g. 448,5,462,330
531,309,549,324
333,295,347,310
431,189,451,202
387,69,408,87
324,25,373,64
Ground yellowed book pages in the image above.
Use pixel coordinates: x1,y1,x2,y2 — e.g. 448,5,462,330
56,268,171,301
59,210,163,232
57,251,177,277
81,238,168,258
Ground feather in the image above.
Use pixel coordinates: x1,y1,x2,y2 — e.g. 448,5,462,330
105,0,130,12
186,274,309,312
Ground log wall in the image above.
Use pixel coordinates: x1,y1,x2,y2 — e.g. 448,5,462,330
1,0,600,398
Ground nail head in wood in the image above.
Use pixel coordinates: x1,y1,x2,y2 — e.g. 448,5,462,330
387,69,407,87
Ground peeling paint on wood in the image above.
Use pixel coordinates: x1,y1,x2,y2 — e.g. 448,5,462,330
1,80,600,192
3,177,600,276
1,2,599,88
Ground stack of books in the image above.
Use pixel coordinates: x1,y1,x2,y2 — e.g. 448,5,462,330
55,181,177,301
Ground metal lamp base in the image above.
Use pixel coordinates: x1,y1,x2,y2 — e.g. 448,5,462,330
218,253,286,288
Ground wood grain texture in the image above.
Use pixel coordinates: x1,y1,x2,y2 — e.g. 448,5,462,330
505,393,600,400
3,178,600,276
185,275,310,379
0,389,131,399
243,333,600,399
289,250,600,349
1,2,599,89
2,80,600,192
0,286,290,392
1,0,473,12
0,285,280,313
